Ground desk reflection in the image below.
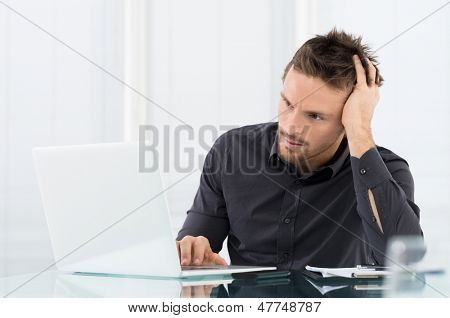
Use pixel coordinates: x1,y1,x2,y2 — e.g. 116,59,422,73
0,270,431,298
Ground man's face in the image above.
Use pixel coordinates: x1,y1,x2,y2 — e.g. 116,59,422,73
277,66,349,171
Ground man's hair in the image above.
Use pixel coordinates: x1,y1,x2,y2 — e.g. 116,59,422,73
282,28,384,90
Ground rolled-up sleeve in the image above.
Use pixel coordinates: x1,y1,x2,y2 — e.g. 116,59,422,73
350,147,423,265
176,137,230,253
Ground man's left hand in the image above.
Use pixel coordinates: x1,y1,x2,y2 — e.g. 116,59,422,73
342,55,380,158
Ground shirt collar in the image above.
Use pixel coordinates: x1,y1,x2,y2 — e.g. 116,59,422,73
268,129,349,178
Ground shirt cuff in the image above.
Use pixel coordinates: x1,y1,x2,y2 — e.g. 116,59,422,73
350,147,393,192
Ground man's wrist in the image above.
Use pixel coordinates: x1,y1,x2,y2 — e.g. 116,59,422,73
345,125,376,158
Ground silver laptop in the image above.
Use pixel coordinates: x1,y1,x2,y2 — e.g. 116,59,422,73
32,142,276,278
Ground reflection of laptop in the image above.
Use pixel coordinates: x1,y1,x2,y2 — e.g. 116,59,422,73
33,143,276,278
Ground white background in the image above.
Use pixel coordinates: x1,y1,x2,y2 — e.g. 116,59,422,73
0,0,449,277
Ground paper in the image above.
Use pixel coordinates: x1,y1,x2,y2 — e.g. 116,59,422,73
305,265,391,278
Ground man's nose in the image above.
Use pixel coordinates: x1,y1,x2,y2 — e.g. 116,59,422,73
285,116,308,136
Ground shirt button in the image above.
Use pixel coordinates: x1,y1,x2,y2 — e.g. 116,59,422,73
360,168,367,175
284,218,291,224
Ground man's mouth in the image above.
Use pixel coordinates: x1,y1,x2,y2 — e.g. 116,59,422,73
286,138,303,146
282,136,305,149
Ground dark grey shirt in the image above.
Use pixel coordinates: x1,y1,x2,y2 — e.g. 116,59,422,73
176,122,423,269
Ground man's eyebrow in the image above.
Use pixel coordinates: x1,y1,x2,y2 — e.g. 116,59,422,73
280,92,294,105
280,91,331,117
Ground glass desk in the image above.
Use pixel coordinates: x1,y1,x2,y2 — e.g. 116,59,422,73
1,270,448,298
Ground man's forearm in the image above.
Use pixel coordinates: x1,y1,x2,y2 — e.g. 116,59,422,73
345,127,384,233
349,143,423,264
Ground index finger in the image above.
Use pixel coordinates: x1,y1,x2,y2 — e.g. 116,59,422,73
192,238,209,265
179,238,193,265
365,57,377,86
353,55,366,87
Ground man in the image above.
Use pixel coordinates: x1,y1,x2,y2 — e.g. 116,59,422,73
176,29,423,270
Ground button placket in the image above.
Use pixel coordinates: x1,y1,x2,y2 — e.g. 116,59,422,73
277,185,298,266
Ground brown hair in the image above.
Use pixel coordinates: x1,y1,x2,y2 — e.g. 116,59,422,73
282,28,384,90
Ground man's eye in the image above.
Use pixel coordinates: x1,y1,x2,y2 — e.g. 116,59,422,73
308,113,322,120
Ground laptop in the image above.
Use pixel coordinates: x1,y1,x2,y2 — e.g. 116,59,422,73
32,142,276,278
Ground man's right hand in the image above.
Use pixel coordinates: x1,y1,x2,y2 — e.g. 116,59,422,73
176,235,228,266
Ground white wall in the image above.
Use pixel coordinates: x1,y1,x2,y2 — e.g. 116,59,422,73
131,0,450,265
144,0,450,265
295,0,450,266
144,0,297,237
0,0,297,276
1,0,448,277
0,0,124,276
